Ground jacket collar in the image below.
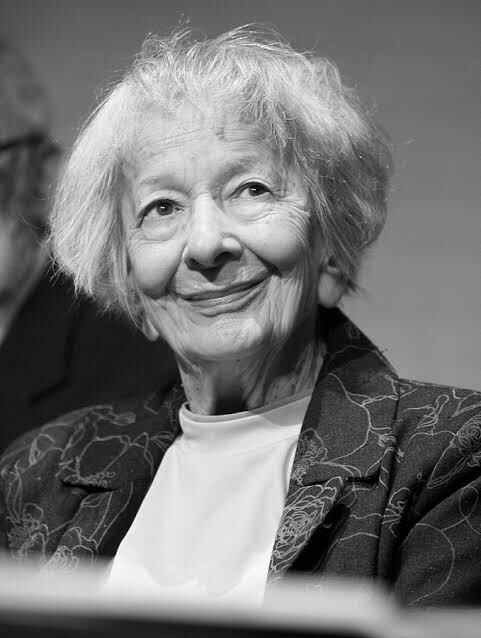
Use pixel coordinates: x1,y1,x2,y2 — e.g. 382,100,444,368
58,385,184,489
292,307,400,485
267,309,401,581
59,308,400,490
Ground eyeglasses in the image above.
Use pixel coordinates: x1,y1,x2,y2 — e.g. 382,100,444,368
0,133,59,157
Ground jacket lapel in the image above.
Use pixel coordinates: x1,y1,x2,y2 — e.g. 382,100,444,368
268,309,401,582
46,385,184,567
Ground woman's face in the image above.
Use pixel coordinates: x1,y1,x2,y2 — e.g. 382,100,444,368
121,105,324,364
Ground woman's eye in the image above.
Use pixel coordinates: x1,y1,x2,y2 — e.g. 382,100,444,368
238,182,271,198
142,199,176,219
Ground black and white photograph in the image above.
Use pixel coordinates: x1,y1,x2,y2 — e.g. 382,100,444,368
0,1,480,636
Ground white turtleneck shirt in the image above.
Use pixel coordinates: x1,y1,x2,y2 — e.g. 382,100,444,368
105,390,311,604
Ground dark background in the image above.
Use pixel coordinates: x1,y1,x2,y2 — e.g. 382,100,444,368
2,0,479,388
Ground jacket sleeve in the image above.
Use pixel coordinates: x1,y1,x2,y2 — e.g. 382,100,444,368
393,408,481,606
0,416,83,560
0,479,7,552
0,427,43,554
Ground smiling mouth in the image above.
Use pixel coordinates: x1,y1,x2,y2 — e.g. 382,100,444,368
176,277,268,314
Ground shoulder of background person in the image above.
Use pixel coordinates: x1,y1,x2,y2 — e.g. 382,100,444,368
48,270,179,399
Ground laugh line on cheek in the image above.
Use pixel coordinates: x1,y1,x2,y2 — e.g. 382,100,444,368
130,235,185,300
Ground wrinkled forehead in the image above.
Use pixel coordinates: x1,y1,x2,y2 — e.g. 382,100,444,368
121,100,281,170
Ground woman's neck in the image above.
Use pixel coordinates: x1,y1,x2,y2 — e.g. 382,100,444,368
178,315,325,415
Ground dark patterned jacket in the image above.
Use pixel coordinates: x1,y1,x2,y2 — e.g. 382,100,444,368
1,308,480,607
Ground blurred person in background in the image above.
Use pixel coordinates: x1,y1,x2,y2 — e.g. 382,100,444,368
0,40,177,452
0,28,480,607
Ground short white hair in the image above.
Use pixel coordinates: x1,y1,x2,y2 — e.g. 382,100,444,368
50,26,392,324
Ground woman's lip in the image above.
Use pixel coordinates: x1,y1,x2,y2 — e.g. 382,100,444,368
177,278,266,302
174,278,268,315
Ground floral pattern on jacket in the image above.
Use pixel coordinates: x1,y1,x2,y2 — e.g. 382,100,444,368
1,308,481,606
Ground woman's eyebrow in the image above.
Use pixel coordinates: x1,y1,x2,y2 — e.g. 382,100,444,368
135,156,279,193
136,174,186,192
214,157,274,184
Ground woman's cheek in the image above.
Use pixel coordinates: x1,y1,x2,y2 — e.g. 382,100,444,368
129,236,184,299
246,208,314,271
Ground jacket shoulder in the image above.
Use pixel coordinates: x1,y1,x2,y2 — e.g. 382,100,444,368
0,390,180,489
393,377,481,439
0,389,183,559
0,404,106,556
0,404,102,476
388,378,481,517
0,401,128,489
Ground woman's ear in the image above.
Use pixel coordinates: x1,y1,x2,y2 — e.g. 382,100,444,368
317,258,346,308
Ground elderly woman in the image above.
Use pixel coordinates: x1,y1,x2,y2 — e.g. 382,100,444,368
1,27,480,607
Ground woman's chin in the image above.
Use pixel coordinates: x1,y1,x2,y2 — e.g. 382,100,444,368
172,317,273,365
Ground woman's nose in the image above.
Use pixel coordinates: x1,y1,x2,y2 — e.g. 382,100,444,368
183,196,242,270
